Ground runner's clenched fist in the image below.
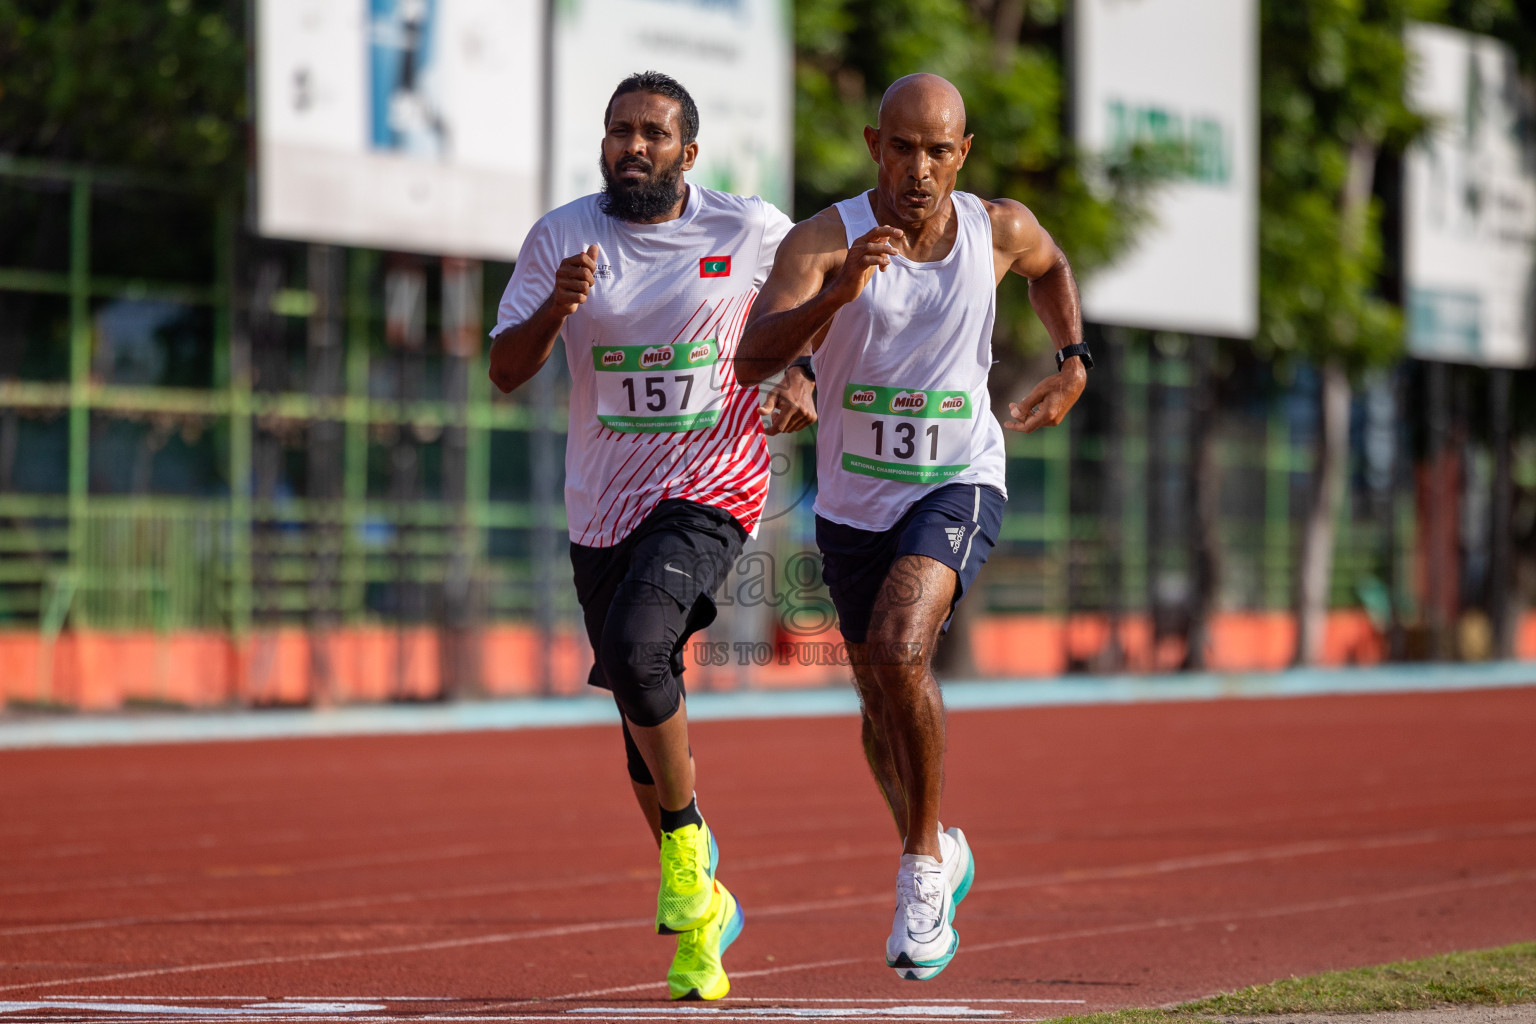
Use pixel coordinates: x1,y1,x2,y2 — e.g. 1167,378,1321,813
825,226,904,307
550,244,600,317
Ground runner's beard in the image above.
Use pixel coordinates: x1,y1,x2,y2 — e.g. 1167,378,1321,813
599,151,686,222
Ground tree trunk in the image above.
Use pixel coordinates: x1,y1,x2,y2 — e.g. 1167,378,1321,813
1146,339,1167,655
987,0,1026,67
384,262,427,699
1097,329,1126,671
1293,134,1375,666
1294,362,1350,665
1183,337,1221,670
251,259,285,634
0,410,16,491
1489,368,1515,658
306,244,344,705
441,257,484,698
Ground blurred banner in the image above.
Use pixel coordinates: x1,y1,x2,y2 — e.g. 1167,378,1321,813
1404,22,1536,368
1074,0,1258,338
549,0,793,213
256,0,544,259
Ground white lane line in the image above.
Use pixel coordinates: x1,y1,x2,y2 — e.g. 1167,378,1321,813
565,1013,1012,1020
0,845,892,939
0,1018,1034,1023
568,1009,1007,1017
26,998,468,1005
445,1013,1032,1019
276,997,462,1001
10,819,1531,940
0,814,543,869
7,849,1534,1001
979,821,1536,894
965,867,1536,957
525,867,1536,1003
532,958,868,1004
20,997,1072,1006
0,917,651,995
0,1005,1035,1022
459,820,1536,1010
0,1000,384,1017
0,874,645,939
0,843,504,899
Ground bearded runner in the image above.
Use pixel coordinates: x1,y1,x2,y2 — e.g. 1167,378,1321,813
735,73,1091,982
489,70,812,1000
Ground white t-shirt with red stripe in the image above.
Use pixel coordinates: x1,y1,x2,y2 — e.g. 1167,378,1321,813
495,186,793,548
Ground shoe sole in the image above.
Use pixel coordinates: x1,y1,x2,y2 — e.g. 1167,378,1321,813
657,831,721,935
887,928,959,981
670,891,744,1000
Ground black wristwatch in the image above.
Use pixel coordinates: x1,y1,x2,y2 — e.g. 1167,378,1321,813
789,355,816,381
1055,343,1093,372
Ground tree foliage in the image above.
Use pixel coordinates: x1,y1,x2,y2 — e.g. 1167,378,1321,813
0,0,245,183
793,0,1151,358
1257,0,1445,373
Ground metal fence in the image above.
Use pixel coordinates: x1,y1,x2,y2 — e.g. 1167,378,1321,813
0,158,1422,699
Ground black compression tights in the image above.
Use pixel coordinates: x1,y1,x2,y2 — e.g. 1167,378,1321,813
598,579,688,733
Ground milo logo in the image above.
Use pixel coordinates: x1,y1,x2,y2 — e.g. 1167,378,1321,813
601,350,625,367
890,391,927,413
640,346,673,369
940,395,966,413
688,343,712,363
850,389,877,406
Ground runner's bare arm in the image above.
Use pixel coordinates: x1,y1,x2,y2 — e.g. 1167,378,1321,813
488,244,598,393
987,200,1087,434
735,210,904,387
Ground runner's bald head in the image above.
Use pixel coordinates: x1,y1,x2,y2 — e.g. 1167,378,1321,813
877,74,967,137
863,73,972,225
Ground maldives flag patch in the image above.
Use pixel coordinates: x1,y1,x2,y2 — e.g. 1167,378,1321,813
699,256,732,278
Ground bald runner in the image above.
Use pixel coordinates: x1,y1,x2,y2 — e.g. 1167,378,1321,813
735,73,1091,980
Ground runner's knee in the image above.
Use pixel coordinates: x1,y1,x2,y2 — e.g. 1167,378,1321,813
599,581,685,728
865,638,933,694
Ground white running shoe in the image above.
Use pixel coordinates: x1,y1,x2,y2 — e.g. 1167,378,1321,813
885,853,958,981
938,826,975,908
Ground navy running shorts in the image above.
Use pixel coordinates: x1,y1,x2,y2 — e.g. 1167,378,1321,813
816,482,1005,644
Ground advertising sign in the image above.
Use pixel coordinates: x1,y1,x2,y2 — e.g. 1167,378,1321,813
1074,0,1258,338
1405,22,1536,367
256,0,544,260
549,0,793,214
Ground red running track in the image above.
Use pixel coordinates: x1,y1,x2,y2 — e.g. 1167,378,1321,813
1,688,1534,1023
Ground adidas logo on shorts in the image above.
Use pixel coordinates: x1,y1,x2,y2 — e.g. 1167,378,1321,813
944,526,966,553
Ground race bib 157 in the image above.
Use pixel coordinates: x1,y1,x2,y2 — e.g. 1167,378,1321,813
592,339,722,433
841,383,972,483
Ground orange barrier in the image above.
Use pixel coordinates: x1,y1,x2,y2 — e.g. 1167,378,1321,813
980,609,1389,676
0,612,1528,711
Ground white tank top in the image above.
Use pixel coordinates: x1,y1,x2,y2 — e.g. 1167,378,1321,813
812,190,1008,531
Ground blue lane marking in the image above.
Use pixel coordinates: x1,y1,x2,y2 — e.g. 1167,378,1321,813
0,661,1532,750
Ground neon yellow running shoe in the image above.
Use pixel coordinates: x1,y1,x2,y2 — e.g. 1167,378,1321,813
668,880,744,1001
655,821,720,934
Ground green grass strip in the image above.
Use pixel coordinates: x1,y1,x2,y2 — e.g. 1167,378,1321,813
1043,1011,1223,1024
1039,941,1536,1023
